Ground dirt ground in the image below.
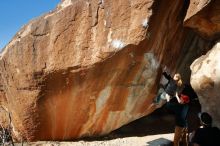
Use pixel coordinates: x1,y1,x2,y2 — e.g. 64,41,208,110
16,133,173,146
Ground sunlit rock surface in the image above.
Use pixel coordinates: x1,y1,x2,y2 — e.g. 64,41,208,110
184,0,220,38
185,0,220,128
191,42,220,128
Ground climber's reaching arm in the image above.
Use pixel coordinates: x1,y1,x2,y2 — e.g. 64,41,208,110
162,72,172,80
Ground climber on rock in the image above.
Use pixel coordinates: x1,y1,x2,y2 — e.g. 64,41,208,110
148,68,183,112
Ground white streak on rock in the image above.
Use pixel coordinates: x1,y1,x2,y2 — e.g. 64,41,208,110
19,24,32,38
44,12,54,19
96,86,111,114
111,40,125,50
142,18,149,28
60,0,72,9
107,30,112,43
144,53,159,69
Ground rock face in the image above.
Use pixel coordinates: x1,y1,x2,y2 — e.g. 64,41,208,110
186,0,220,128
1,0,216,141
0,77,8,127
184,0,220,38
0,0,190,141
190,42,220,127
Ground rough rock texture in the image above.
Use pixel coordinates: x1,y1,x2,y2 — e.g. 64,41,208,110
185,0,220,128
0,0,204,141
184,0,220,38
0,77,9,128
191,42,220,128
176,32,213,83
0,77,5,104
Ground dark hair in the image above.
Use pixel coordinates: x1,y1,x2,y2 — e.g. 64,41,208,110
199,112,212,126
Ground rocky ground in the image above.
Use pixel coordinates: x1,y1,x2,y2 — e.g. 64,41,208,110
15,133,174,146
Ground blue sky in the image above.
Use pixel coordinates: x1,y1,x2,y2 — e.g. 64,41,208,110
0,0,60,51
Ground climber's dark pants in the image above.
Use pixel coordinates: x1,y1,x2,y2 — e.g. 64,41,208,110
166,102,189,146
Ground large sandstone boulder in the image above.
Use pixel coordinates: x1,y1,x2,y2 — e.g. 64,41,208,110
185,0,220,128
0,77,9,127
0,0,195,141
184,0,220,38
190,42,220,128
